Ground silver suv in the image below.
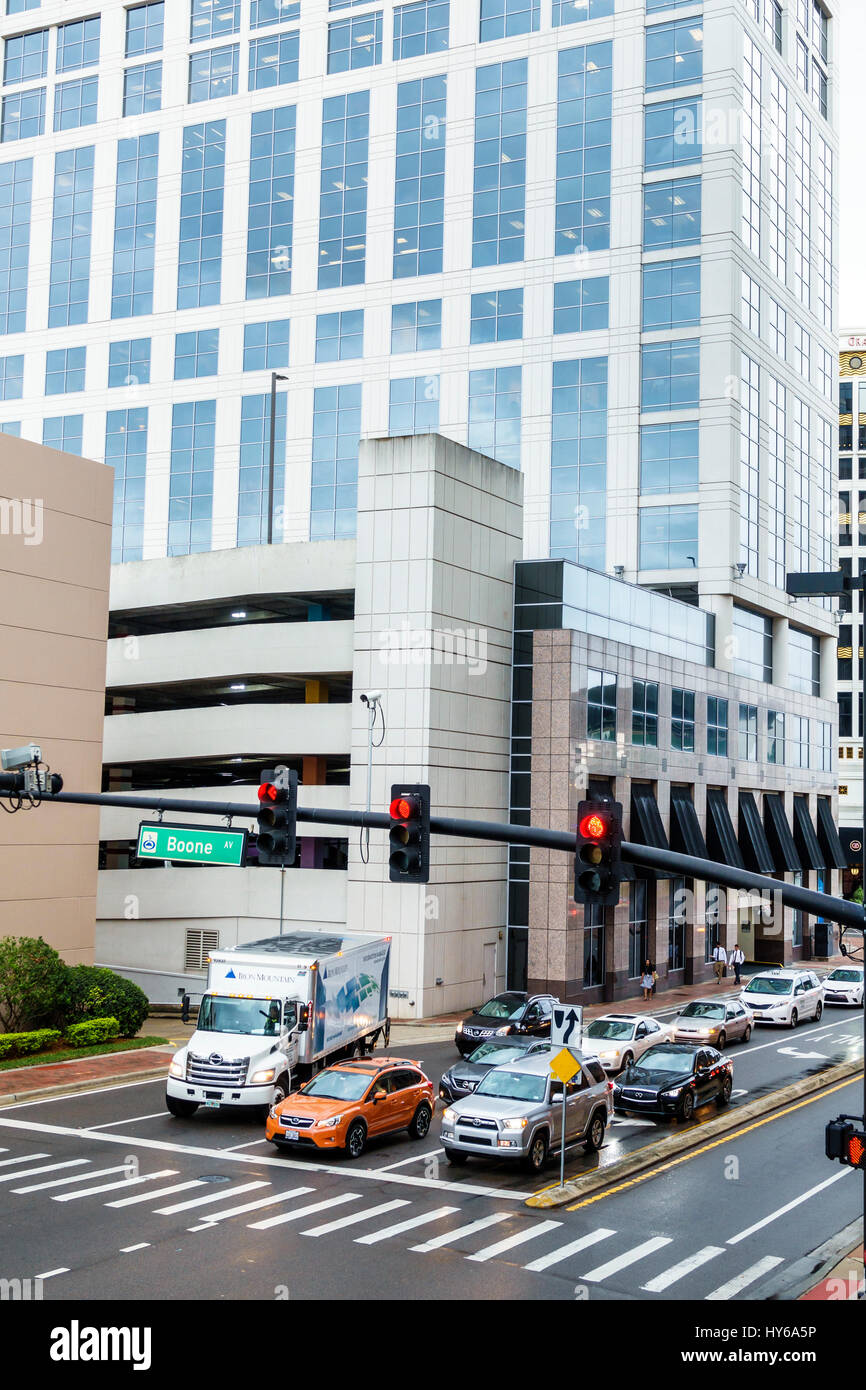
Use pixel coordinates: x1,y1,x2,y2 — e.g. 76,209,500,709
439,1051,613,1175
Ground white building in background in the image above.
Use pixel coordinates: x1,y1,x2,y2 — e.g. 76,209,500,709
836,331,865,842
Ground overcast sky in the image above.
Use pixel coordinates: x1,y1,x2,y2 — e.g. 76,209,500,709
838,0,866,330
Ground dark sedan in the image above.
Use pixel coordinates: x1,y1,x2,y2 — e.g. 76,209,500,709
612,1043,733,1122
454,991,558,1057
439,1036,551,1103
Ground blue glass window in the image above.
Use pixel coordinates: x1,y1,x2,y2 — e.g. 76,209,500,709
108,338,151,387
56,18,100,73
641,339,700,412
169,400,215,557
243,319,290,370
473,60,527,268
647,0,697,8
6,1,41,13
43,414,83,454
556,42,612,255
640,420,699,493
48,145,93,327
0,353,23,398
468,365,521,470
190,0,239,42
174,328,219,379
330,0,376,6
123,62,162,116
249,31,299,88
178,122,225,310
45,345,85,394
393,1,449,59
237,391,286,547
310,383,362,541
480,0,539,42
125,3,164,58
328,13,382,73
251,1,300,27
639,504,699,569
550,356,607,569
1,88,45,142
645,97,701,170
553,277,609,333
394,75,446,280
389,375,440,434
642,256,700,329
0,420,21,435
111,133,158,318
643,175,701,248
53,76,98,130
0,158,32,335
246,105,295,299
318,91,369,290
3,28,47,83
470,288,523,343
553,0,613,23
189,44,238,103
391,299,441,353
316,309,364,362
646,18,703,92
106,407,147,564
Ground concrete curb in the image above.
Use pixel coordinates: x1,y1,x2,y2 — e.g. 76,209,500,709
762,1218,864,1301
0,1055,173,1108
526,1058,863,1209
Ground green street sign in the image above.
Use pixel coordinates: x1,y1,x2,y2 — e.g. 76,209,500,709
136,821,248,867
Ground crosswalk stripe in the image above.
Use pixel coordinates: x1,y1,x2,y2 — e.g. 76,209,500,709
0,1152,50,1167
250,1193,362,1231
641,1245,725,1293
188,1186,316,1227
107,1180,205,1208
355,1206,459,1245
301,1200,410,1238
34,1268,69,1280
704,1255,785,1302
523,1228,617,1273
411,1212,511,1253
155,1181,269,1214
582,1236,673,1283
54,1170,179,1202
466,1220,563,1264
0,1160,87,1185
13,1165,129,1193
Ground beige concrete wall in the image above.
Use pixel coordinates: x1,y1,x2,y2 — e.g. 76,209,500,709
0,436,112,963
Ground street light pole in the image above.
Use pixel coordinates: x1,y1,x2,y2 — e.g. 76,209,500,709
267,372,289,545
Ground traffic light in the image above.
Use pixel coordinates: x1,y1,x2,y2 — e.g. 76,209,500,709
826,1115,866,1169
257,767,298,867
574,796,623,906
388,784,430,884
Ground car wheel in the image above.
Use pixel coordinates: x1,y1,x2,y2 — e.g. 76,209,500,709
789,1009,799,1029
677,1089,695,1122
408,1103,432,1140
583,1111,606,1153
716,1075,732,1107
344,1120,367,1159
522,1131,548,1174
716,1031,727,1051
814,1001,823,1022
620,1052,634,1073
444,1148,467,1166
166,1095,198,1119
743,1024,752,1043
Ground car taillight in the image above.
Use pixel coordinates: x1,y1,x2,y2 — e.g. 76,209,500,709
607,1082,614,1092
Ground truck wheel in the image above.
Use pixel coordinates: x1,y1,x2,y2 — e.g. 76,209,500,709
166,1095,198,1119
408,1103,432,1140
345,1120,367,1160
272,1074,291,1106
445,1148,467,1166
522,1131,548,1174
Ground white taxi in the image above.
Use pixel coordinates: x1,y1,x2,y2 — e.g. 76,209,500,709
822,965,864,1007
740,968,824,1028
581,1013,674,1073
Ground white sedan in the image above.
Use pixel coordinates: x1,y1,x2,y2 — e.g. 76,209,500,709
822,966,864,1007
581,1013,674,1074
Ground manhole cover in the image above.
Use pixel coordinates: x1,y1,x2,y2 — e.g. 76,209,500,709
196,1174,232,1184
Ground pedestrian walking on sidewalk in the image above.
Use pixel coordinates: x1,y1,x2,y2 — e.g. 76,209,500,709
712,941,727,983
640,963,654,1001
729,942,745,986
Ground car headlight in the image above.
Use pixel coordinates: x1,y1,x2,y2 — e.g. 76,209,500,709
442,1107,457,1124
494,1026,512,1036
598,1050,618,1060
268,1105,279,1119
169,1061,185,1079
502,1117,527,1130
316,1115,342,1128
250,1067,276,1084
456,1021,464,1033
660,1087,683,1099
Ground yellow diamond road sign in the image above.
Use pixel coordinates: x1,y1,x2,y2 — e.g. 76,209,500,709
550,1048,581,1084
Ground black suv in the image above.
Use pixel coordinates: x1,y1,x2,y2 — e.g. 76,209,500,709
454,991,558,1057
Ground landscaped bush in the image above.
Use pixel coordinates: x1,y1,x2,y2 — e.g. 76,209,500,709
0,937,70,1032
0,1028,62,1059
63,967,149,1038
64,1017,120,1047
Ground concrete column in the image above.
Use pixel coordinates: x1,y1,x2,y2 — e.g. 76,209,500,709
772,616,790,689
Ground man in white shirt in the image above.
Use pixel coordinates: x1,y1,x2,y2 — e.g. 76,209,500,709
729,942,745,986
712,941,727,983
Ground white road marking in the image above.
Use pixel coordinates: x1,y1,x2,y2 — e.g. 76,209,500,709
301,1200,410,1238
374,1148,445,1171
705,1255,786,1300
54,1170,179,1202
86,1112,169,1129
120,1244,151,1254
411,1212,511,1252
13,1164,129,1193
582,1236,673,1283
641,1245,725,1292
355,1205,459,1245
250,1193,362,1230
0,1152,50,1167
466,1220,562,1264
0,1078,164,1109
523,1228,616,1273
223,1139,273,1152
108,1180,206,1208
34,1268,69,1280
188,1186,315,1228
155,1181,269,1214
736,1017,860,1059
0,1159,88,1184
727,1168,854,1245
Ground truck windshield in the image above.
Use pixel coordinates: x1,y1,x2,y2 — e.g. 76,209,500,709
197,996,282,1036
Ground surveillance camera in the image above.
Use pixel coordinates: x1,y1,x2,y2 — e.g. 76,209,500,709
1,742,41,771
360,690,383,705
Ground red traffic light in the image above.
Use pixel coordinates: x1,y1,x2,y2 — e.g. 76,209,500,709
579,811,608,840
389,796,416,821
258,782,280,803
848,1133,865,1168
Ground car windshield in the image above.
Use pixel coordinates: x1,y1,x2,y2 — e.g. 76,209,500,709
680,1003,725,1020
827,969,862,983
197,995,282,1036
468,1042,527,1064
475,1070,547,1103
476,994,526,1020
635,1048,694,1074
298,1071,371,1102
585,1020,634,1041
744,977,794,996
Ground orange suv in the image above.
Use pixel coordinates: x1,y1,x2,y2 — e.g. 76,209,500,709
265,1057,435,1159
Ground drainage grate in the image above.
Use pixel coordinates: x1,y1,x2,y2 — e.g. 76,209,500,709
196,1174,233,1184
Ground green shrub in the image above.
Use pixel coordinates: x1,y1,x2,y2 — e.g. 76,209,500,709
65,1017,120,1047
0,1028,62,1059
0,937,71,1032
63,967,149,1038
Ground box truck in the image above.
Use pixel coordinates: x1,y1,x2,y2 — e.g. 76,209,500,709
166,931,391,1118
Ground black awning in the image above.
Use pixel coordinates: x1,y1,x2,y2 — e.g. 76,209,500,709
706,788,745,870
817,800,849,870
669,786,708,860
630,783,673,878
792,797,824,871
738,791,775,875
763,793,802,874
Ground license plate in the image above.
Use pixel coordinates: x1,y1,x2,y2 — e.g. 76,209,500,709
204,1099,220,1109
282,1129,299,1141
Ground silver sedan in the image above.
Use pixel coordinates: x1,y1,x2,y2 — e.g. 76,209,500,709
581,1013,674,1073
673,998,753,1049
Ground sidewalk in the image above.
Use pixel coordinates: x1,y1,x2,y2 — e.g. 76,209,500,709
800,1247,864,1301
